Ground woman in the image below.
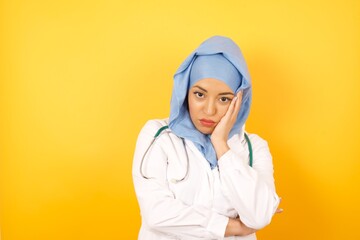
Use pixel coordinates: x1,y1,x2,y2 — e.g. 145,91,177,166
132,36,281,239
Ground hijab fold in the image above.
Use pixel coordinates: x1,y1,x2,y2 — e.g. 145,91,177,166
169,36,252,169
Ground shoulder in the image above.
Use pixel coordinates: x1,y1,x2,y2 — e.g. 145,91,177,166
229,127,269,149
244,132,273,165
228,130,270,156
138,118,170,138
246,132,270,151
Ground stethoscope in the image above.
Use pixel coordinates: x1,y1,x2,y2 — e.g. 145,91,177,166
140,125,253,183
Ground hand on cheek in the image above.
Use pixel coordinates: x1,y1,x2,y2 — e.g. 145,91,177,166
211,91,242,142
211,91,243,159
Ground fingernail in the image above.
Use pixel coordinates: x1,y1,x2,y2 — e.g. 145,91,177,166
233,97,238,101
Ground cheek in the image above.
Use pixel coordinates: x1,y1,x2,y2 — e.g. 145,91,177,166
189,103,201,119
188,96,201,112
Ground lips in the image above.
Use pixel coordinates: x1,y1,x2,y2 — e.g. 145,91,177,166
199,119,216,127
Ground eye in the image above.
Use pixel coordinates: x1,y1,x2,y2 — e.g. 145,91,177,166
194,91,205,98
219,96,232,103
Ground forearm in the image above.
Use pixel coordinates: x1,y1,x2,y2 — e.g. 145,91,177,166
225,218,256,237
225,218,240,237
211,138,230,159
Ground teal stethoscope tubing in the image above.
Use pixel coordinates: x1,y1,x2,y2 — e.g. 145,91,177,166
140,125,253,183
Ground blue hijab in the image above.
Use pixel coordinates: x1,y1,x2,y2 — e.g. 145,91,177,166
169,36,252,169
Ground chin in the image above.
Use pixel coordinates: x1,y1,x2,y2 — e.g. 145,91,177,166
196,126,214,135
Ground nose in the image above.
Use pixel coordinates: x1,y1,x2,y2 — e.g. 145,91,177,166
203,99,216,116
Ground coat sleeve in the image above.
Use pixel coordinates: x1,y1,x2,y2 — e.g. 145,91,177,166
132,120,229,239
218,134,280,230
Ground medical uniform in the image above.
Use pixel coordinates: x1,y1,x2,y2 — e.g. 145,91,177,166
132,118,280,240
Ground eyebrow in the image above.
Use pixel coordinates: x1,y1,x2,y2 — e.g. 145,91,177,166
193,85,234,96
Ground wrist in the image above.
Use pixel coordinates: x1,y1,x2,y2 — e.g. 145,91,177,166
225,218,240,237
211,140,230,159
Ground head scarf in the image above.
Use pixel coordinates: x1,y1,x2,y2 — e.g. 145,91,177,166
169,36,252,169
189,54,241,92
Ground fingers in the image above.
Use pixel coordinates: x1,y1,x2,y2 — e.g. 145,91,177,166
275,208,283,214
275,197,283,214
233,91,243,120
226,91,243,122
222,92,238,120
227,91,243,116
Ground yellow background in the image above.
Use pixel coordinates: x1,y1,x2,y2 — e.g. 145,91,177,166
1,0,359,239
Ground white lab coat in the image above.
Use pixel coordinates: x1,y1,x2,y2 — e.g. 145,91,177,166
132,118,280,240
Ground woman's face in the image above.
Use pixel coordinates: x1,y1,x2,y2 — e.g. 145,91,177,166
188,78,235,135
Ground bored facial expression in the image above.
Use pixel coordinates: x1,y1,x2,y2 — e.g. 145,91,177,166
187,78,235,135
